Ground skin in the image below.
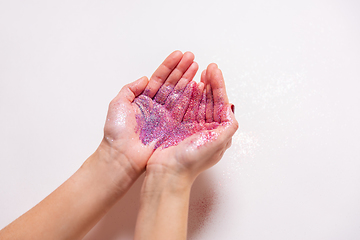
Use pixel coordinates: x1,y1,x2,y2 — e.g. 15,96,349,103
0,73,155,240
134,62,238,240
133,51,199,149
0,51,238,240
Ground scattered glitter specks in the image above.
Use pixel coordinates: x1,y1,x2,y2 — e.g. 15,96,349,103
232,131,260,158
192,131,219,149
188,187,219,237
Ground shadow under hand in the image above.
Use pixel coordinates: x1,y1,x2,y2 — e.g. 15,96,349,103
83,172,219,240
83,174,145,240
188,171,220,239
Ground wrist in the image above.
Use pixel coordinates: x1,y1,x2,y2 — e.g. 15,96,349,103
142,164,194,196
82,139,141,197
135,164,192,240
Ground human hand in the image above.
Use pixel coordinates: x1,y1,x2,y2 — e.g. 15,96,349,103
101,50,198,176
145,63,238,184
134,62,237,240
0,51,200,240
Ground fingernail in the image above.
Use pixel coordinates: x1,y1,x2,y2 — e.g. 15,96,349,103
230,104,235,113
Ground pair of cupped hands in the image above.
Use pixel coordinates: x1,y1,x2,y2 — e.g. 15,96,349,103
102,51,238,184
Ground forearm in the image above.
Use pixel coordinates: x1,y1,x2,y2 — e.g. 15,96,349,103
134,165,194,240
0,140,140,240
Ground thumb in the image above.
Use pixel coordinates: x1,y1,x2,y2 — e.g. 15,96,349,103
118,76,149,102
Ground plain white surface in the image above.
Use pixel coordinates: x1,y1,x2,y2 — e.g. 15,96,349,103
1,0,360,239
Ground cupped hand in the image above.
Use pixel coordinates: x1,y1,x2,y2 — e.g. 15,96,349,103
102,50,198,174
146,63,238,182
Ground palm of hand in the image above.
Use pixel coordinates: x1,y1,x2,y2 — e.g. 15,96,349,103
147,116,233,179
134,81,220,150
103,97,155,170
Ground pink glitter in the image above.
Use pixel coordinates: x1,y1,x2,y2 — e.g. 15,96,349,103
189,131,219,149
188,188,219,236
134,81,225,149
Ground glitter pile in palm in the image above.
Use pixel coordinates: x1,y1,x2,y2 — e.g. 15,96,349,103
134,81,222,149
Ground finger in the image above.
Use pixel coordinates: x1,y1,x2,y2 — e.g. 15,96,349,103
173,61,198,91
118,76,149,102
154,52,195,104
196,69,207,123
183,82,204,122
206,63,229,122
220,104,239,138
143,50,183,98
200,69,207,84
163,62,198,109
205,84,214,123
197,88,206,123
155,60,198,104
169,81,196,122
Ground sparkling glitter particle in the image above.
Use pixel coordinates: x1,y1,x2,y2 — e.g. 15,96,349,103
133,81,229,149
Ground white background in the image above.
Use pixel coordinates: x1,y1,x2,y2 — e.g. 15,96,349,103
1,0,360,239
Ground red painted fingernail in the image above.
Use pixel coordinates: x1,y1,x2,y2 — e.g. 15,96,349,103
230,104,235,113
